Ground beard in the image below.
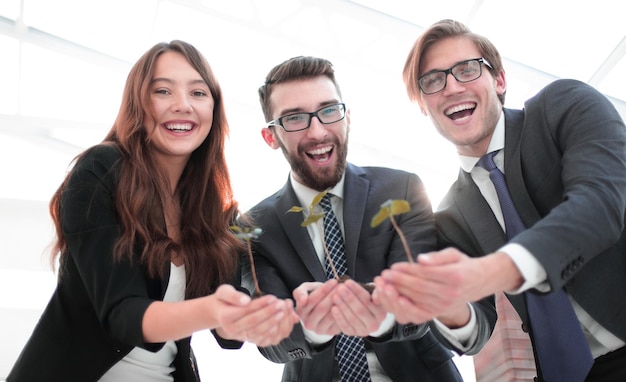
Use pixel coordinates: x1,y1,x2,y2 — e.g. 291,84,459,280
277,135,348,192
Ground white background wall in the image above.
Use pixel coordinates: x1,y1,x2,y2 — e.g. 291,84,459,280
1,0,624,380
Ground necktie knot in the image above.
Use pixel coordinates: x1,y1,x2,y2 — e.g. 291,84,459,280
319,193,333,213
477,151,498,172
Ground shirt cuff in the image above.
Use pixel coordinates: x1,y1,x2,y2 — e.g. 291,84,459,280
368,313,395,338
500,243,549,293
301,313,396,344
433,302,477,347
301,321,334,345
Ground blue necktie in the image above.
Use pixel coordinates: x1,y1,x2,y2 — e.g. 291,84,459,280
319,194,371,382
478,151,593,382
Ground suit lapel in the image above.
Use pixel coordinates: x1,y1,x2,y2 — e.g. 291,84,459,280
342,164,368,276
454,170,530,319
455,170,507,254
274,182,327,281
503,109,542,226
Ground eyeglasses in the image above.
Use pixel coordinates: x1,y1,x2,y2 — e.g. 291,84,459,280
418,58,493,95
267,103,346,132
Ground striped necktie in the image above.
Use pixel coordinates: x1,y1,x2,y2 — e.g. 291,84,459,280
319,194,371,382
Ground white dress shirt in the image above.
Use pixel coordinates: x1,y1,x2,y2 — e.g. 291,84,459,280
289,172,477,380
461,113,624,358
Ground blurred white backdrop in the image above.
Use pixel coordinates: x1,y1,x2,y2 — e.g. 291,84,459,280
1,0,624,380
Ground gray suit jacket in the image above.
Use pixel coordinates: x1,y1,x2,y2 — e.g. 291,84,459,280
436,79,626,359
243,164,495,382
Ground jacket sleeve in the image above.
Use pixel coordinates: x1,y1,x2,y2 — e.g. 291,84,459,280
513,79,626,290
61,146,161,351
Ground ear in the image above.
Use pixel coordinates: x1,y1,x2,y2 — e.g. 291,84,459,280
494,69,507,96
261,127,280,149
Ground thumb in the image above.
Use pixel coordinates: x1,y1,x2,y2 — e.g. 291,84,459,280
417,248,464,266
215,284,251,306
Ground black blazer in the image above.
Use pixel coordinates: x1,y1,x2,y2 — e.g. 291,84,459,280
436,79,626,354
8,145,242,382
244,164,495,382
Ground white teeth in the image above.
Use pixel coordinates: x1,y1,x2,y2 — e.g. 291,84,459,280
445,103,475,116
308,146,332,155
166,123,193,131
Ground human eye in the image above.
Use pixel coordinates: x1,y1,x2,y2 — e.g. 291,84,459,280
280,113,307,130
153,88,171,95
455,61,479,78
283,113,306,123
320,105,340,116
191,89,208,97
421,73,444,89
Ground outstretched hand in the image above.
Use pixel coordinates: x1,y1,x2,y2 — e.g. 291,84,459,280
373,248,485,326
292,279,387,337
292,279,340,335
213,285,298,347
330,279,386,336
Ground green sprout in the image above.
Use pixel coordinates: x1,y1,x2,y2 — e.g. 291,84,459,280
287,189,342,281
230,225,263,297
371,199,414,263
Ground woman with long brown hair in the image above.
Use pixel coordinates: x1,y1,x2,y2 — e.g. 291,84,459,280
8,40,297,382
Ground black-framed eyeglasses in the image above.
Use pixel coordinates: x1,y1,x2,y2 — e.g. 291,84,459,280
418,58,493,95
267,103,346,132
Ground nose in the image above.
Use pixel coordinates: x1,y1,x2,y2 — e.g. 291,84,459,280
443,73,465,94
305,115,327,139
172,93,192,113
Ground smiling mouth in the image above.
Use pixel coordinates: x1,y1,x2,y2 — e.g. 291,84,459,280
445,102,476,120
306,145,333,162
165,123,193,132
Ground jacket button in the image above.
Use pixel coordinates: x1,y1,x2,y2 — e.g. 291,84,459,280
521,323,529,333
288,349,306,359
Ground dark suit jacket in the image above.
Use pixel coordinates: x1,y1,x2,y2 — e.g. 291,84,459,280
244,164,495,382
8,145,242,382
436,79,626,369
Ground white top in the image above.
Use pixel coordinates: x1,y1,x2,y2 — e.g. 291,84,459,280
99,262,186,381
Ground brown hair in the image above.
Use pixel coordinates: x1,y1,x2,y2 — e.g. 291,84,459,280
403,19,506,105
258,56,342,121
49,40,241,298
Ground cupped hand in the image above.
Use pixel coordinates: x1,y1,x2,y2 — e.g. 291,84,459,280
330,279,386,336
292,279,341,335
213,285,298,346
373,248,485,325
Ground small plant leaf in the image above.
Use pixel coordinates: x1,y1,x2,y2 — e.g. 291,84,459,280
285,189,342,280
371,199,410,227
370,208,390,227
389,199,411,215
230,225,263,240
369,199,414,263
302,213,324,227
287,189,329,227
311,189,328,207
230,225,243,233
229,223,264,296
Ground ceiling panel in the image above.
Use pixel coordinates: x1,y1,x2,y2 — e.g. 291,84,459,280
22,0,159,62
1,0,625,207
349,0,626,101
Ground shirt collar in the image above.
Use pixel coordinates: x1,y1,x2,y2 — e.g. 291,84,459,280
458,112,506,173
290,172,346,207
